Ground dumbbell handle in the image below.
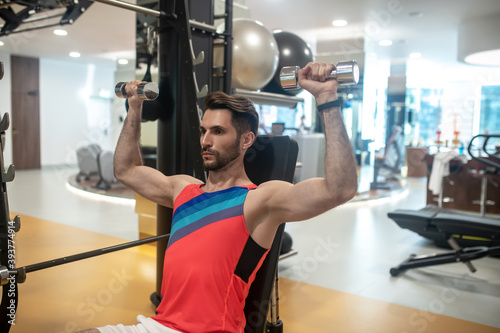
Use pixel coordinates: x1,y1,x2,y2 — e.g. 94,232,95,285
280,60,359,89
115,81,159,100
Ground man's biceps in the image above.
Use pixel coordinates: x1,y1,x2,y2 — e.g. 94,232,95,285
268,183,300,208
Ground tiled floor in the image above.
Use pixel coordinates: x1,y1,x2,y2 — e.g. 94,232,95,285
6,166,500,330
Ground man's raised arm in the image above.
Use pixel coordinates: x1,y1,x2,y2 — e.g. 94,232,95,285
113,81,194,208
114,81,144,182
254,63,358,225
305,63,358,207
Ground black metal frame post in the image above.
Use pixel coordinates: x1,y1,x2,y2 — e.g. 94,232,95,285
223,0,233,94
154,0,207,302
155,0,178,302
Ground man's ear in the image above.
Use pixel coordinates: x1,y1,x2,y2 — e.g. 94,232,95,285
241,131,255,150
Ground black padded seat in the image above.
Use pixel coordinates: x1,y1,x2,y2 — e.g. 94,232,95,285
387,206,448,246
433,213,500,248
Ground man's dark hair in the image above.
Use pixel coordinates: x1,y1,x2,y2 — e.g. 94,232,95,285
204,91,259,136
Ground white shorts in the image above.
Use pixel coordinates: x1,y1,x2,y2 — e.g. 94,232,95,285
97,315,182,333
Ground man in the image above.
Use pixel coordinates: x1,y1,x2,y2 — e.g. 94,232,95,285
79,62,358,333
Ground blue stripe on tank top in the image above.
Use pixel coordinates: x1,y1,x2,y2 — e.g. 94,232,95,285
167,187,251,248
167,204,243,248
171,192,247,234
173,186,248,220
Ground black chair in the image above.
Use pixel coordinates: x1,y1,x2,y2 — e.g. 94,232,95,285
243,135,299,333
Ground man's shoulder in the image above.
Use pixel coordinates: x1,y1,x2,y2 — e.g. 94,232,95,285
171,175,204,196
172,174,204,185
254,179,293,190
249,180,293,202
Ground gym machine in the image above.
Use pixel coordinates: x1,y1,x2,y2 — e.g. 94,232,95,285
388,134,500,277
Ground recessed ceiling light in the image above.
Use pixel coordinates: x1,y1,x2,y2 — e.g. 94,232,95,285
0,41,4,46
69,51,81,58
53,29,67,36
118,59,129,65
409,52,422,59
379,39,393,46
464,49,500,66
332,19,348,27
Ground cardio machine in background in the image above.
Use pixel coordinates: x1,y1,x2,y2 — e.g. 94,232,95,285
387,134,500,277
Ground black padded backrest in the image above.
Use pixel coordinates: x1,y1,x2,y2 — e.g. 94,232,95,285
243,135,299,333
387,209,438,230
433,213,500,238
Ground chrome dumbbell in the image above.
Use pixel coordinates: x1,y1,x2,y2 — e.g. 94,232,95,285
115,81,159,100
280,60,360,89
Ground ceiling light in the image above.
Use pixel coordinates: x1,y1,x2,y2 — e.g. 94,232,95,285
118,59,129,65
69,51,81,58
53,29,67,36
332,19,348,27
464,49,500,66
409,52,422,59
458,13,500,67
379,40,393,46
0,41,4,46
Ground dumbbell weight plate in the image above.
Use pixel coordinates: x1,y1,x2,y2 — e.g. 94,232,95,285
280,67,302,90
336,60,360,85
138,82,159,100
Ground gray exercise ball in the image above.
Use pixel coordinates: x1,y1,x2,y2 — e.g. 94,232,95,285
216,18,279,91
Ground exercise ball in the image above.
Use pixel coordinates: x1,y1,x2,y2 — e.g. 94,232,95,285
216,18,279,91
262,31,314,96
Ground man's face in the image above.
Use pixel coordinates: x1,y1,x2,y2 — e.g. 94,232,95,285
199,109,241,171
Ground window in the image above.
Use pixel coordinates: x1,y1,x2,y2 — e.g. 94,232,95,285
479,85,500,134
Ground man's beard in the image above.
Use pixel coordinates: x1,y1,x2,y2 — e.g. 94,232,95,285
202,139,241,171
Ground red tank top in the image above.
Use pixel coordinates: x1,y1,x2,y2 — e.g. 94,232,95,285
153,184,269,332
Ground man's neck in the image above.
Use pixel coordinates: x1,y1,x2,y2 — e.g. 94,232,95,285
203,162,252,193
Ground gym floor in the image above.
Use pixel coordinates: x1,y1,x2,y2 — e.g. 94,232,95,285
6,166,500,332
